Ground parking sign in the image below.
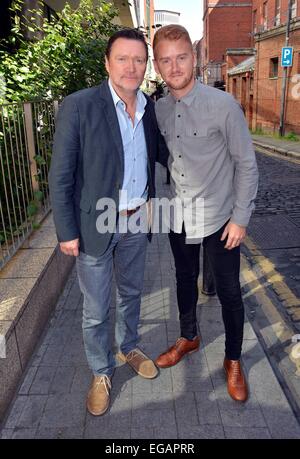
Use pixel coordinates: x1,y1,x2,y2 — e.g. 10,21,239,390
281,47,293,67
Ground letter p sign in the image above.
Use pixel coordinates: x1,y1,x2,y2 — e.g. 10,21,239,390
281,47,293,67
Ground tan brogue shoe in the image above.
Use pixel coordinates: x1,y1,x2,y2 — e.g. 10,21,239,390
87,375,111,416
117,348,158,379
155,336,200,368
224,358,248,402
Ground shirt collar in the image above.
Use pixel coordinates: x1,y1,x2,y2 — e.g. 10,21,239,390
108,79,122,107
170,79,198,107
108,79,146,112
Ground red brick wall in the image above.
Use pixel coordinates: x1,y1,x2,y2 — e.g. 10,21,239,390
208,7,253,62
253,28,300,133
150,0,155,45
253,0,300,31
228,71,255,128
202,1,253,67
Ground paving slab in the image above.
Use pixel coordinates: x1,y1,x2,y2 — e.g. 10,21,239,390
1,165,300,439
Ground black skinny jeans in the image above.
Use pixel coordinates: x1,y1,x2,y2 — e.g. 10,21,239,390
168,221,244,360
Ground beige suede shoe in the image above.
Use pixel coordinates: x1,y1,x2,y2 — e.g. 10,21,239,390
86,375,111,416
117,348,158,379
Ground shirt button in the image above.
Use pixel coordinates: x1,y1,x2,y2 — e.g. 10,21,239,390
133,179,136,183
179,155,182,158
181,174,184,177
177,135,180,138
178,114,181,118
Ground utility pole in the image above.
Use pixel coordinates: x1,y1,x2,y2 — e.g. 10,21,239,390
279,0,293,137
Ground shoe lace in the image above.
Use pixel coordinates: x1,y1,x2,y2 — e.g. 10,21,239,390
94,375,111,395
126,348,146,364
230,361,242,380
175,337,185,348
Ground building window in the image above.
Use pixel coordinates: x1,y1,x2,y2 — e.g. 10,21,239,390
232,78,237,97
291,0,297,19
269,57,279,78
250,76,254,91
274,0,280,26
263,2,268,30
0,0,12,41
253,9,257,33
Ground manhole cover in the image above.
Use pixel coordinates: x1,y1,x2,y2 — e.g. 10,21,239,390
247,215,300,249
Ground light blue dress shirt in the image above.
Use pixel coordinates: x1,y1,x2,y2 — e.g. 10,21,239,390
108,80,148,211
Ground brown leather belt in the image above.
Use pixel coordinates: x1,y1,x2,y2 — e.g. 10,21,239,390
119,206,141,217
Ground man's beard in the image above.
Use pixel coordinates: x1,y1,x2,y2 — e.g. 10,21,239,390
167,70,194,91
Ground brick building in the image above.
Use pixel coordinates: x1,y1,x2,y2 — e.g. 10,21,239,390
251,0,300,134
201,0,253,86
136,1,155,80
227,54,256,128
194,39,203,80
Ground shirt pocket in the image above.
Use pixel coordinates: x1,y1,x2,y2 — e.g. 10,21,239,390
185,126,221,153
185,125,210,138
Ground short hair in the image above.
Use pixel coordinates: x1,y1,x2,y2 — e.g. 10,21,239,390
105,28,148,61
153,24,193,57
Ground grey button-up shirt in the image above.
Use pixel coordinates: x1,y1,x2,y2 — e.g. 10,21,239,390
155,81,259,239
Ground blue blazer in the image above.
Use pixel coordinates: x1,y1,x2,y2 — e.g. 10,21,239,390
49,79,168,257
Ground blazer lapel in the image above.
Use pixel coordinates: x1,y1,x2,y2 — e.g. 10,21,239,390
98,81,124,178
143,103,153,162
143,102,154,185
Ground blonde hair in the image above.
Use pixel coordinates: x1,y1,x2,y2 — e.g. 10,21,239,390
153,24,193,57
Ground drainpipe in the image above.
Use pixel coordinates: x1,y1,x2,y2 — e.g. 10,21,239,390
279,0,293,137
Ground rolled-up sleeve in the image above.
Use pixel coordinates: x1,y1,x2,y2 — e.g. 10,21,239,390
221,98,259,227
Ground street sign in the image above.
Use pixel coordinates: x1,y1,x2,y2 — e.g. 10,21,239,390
281,47,293,67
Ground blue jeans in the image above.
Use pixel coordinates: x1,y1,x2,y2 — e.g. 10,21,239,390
76,216,148,377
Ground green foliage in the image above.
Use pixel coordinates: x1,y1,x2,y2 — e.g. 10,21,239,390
0,0,119,104
273,131,300,141
251,127,299,141
27,201,39,217
284,131,299,142
0,103,32,245
250,127,265,135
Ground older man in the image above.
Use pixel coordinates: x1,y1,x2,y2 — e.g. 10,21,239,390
49,28,168,416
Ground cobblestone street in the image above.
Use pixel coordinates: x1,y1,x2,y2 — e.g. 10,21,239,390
254,151,300,228
246,151,300,327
